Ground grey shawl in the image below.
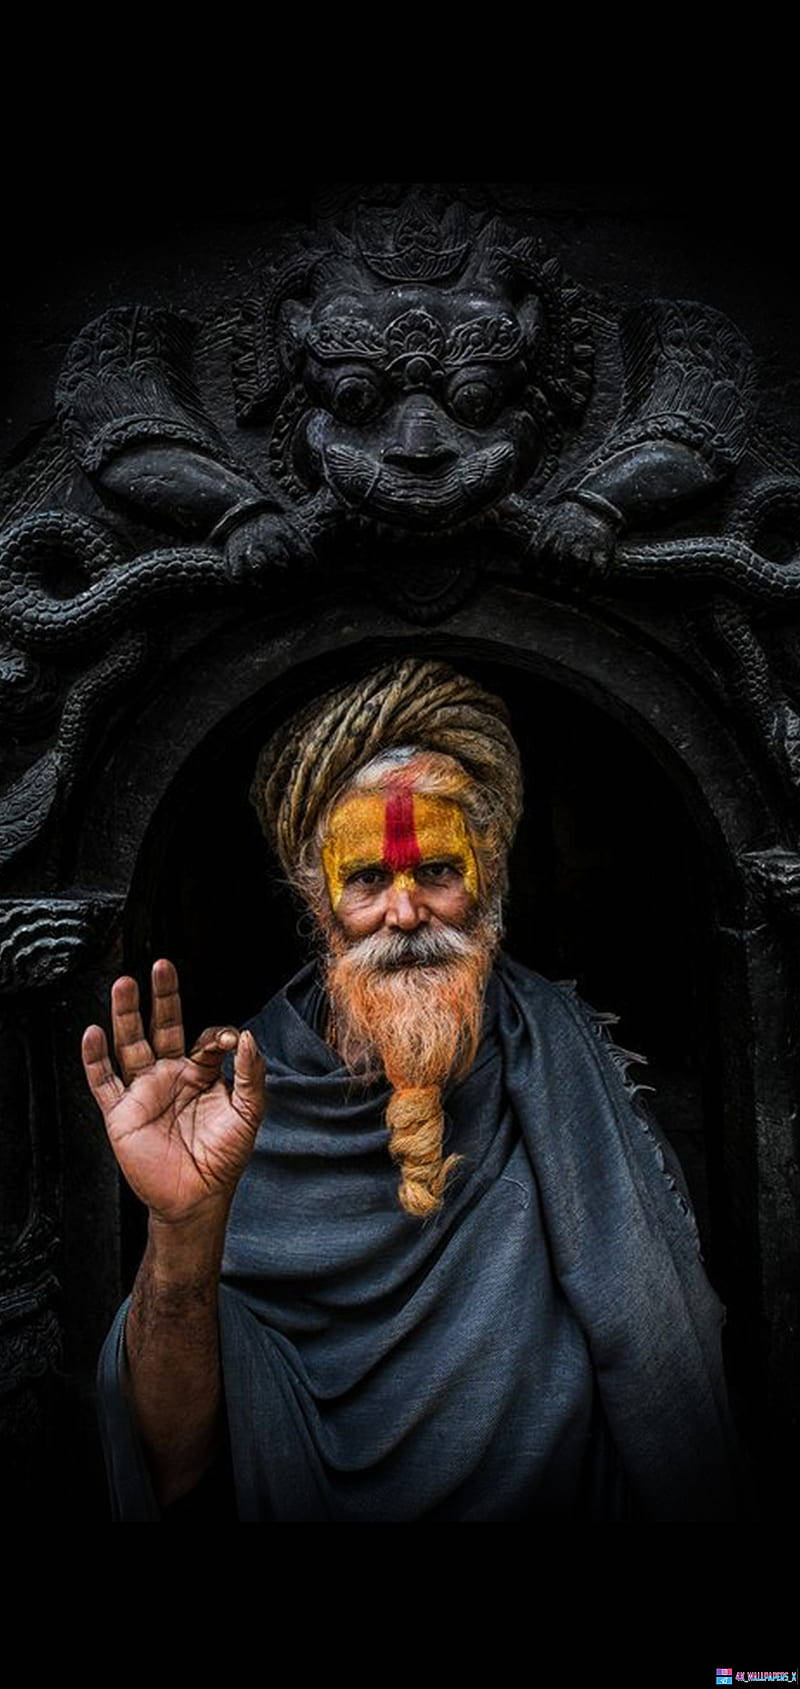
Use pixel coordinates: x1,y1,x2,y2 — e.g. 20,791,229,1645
98,954,744,1522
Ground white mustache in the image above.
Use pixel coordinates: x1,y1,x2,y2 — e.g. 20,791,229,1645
342,924,478,972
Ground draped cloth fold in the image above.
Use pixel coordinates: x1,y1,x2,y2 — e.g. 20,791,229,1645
97,954,745,1522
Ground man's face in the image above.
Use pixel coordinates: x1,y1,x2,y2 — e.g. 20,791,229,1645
321,787,479,944
319,772,500,1214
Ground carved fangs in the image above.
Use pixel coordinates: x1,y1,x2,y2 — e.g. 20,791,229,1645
322,441,514,527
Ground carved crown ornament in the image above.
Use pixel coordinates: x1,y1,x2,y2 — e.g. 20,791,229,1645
4,189,800,888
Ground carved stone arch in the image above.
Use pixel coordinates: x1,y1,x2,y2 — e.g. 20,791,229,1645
62,583,795,1493
76,586,774,901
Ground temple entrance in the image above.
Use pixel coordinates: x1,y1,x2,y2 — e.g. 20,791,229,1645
125,648,716,1279
57,585,793,1515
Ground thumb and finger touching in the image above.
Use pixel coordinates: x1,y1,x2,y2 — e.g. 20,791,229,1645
189,1025,241,1073
192,1022,264,1083
82,970,266,1222
83,1016,266,1117
191,1025,267,1130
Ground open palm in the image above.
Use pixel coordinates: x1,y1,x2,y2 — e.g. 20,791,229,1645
81,958,266,1224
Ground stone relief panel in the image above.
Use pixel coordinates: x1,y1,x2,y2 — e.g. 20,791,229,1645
4,191,800,867
2,186,800,1496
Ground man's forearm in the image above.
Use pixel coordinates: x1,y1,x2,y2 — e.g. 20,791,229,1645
124,1207,228,1509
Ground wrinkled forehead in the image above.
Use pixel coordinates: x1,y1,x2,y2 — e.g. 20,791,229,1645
324,788,472,870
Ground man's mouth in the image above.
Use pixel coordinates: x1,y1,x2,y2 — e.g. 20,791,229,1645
378,948,445,972
376,935,453,970
343,926,470,973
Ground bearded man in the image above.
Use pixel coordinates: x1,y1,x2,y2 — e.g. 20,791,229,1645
83,659,745,1522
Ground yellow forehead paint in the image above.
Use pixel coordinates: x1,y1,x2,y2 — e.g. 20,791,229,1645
321,789,479,910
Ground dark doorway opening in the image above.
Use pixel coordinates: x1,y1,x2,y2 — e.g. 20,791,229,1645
122,649,717,1299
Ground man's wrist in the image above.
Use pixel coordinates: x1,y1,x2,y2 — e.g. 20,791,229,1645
146,1203,230,1290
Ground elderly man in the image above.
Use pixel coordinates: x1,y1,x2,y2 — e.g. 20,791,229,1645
84,658,743,1521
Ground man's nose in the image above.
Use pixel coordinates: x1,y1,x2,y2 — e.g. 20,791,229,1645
385,881,427,929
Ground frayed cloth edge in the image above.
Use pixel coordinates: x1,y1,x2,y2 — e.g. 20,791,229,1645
554,980,703,1259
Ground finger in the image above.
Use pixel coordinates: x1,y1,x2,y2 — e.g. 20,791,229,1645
149,957,185,1060
81,1024,126,1120
111,975,155,1083
188,1024,240,1073
190,1024,240,1053
232,1030,267,1129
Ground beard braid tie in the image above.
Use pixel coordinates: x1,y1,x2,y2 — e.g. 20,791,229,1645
384,1086,461,1218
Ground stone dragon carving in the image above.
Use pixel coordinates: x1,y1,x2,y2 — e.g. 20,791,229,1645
1,194,788,639
4,190,800,860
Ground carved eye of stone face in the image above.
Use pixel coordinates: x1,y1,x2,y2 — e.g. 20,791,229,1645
447,376,499,428
332,373,383,425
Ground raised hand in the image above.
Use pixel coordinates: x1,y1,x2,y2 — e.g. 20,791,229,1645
81,958,266,1226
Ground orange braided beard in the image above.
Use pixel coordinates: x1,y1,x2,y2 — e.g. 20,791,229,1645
325,911,498,1216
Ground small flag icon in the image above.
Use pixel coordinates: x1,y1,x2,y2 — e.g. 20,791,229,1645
716,1674,733,1685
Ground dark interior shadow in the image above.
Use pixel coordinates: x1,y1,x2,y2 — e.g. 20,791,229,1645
122,652,716,1301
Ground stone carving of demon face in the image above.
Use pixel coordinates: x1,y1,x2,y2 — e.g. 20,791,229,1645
233,202,594,533
289,283,539,529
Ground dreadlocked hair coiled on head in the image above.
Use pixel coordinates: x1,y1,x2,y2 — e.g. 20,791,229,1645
250,657,524,898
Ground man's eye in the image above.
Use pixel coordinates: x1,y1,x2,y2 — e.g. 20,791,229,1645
416,862,458,883
349,868,388,888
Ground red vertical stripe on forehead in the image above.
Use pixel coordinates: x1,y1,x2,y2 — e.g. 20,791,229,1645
383,790,421,870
